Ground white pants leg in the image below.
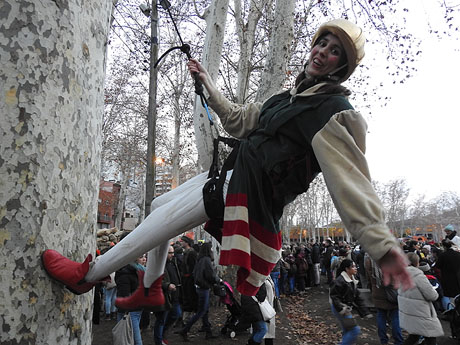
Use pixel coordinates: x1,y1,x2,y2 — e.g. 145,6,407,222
85,172,210,285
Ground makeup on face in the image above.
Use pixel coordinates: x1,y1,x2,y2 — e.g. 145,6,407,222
306,33,344,77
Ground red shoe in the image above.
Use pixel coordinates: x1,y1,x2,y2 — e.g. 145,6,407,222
115,271,165,311
41,249,107,295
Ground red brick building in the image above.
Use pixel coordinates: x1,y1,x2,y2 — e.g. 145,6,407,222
97,180,121,229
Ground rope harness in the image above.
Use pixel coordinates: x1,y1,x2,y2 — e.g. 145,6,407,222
155,1,239,241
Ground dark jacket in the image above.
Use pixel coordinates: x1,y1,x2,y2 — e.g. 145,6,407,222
435,248,460,297
311,244,321,264
115,264,140,312
295,254,309,277
161,269,172,310
330,272,369,317
364,256,398,310
181,248,198,312
193,256,220,289
240,283,267,325
182,248,197,276
165,257,182,303
323,246,334,269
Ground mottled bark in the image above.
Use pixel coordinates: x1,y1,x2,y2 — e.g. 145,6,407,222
234,0,271,104
0,0,112,344
255,0,295,102
193,0,229,172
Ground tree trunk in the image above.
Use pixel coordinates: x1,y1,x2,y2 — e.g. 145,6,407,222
193,0,229,172
0,0,112,343
233,0,269,103
255,0,295,102
114,173,130,230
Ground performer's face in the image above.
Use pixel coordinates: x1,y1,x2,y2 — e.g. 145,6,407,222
307,33,344,77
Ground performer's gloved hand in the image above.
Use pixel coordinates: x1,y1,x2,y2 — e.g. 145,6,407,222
364,313,373,319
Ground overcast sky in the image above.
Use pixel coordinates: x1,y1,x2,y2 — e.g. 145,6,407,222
363,0,460,200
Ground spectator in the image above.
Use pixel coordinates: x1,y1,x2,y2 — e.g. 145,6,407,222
180,235,198,325
279,252,289,295
270,259,281,298
295,249,309,292
420,245,434,265
311,240,321,287
240,280,269,345
179,243,220,341
355,246,368,289
152,245,182,345
263,276,277,345
331,247,349,280
115,253,148,345
323,239,334,285
398,253,443,345
162,245,183,343
330,259,371,345
444,225,460,249
418,261,449,312
434,239,460,306
104,272,117,320
365,255,402,345
285,252,297,295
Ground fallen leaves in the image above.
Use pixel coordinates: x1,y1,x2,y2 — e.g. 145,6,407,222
284,293,341,345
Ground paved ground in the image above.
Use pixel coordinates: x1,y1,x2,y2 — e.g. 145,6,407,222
92,276,457,345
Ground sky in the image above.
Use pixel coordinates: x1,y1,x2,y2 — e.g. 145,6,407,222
363,1,460,200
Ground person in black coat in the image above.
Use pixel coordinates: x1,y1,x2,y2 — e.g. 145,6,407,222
311,240,321,286
240,282,268,345
323,239,334,285
330,259,371,345
434,240,460,303
179,243,220,341
180,236,198,323
162,246,183,343
115,253,147,345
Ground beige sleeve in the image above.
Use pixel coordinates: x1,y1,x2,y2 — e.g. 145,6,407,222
207,91,263,139
312,109,397,261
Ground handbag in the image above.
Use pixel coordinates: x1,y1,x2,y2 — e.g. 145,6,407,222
253,296,276,321
112,313,134,345
274,296,283,313
341,316,357,331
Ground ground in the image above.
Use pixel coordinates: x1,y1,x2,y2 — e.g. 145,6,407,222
92,276,457,345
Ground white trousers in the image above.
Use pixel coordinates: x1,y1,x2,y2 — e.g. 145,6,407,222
85,170,232,287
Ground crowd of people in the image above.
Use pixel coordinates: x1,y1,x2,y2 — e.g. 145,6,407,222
93,223,460,345
94,234,278,345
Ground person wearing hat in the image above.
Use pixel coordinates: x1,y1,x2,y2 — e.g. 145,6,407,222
42,19,412,310
444,224,460,249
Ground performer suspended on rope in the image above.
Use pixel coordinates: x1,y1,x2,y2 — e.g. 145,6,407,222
42,19,413,311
